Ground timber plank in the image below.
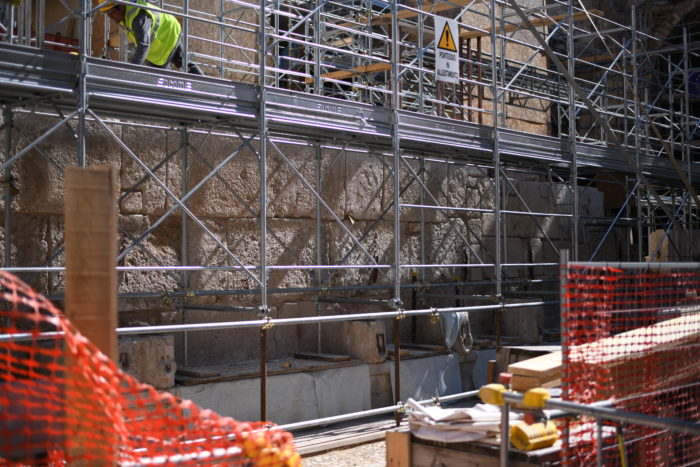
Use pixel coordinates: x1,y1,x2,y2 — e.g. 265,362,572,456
506,312,700,385
570,312,700,365
459,10,603,40
507,351,562,380
305,62,390,84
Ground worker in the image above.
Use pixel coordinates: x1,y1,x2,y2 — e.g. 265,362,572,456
100,1,203,75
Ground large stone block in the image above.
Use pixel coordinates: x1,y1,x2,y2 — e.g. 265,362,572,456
321,308,387,364
12,117,120,215
187,138,260,219
501,301,543,345
423,220,471,283
529,237,561,277
9,214,51,294
318,147,347,221
118,334,176,389
267,142,324,219
412,315,446,345
579,185,604,218
481,233,547,280
120,191,143,214
182,309,260,366
120,126,172,189
368,362,393,408
325,220,392,287
273,301,320,356
118,216,182,295
186,1,259,83
186,217,232,293
345,152,385,221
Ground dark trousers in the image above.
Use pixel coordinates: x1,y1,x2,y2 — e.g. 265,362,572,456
170,44,203,75
147,40,203,75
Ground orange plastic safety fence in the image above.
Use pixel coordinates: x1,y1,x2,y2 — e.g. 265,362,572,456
561,264,700,466
0,271,300,466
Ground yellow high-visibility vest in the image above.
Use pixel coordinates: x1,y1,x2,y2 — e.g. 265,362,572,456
123,0,180,66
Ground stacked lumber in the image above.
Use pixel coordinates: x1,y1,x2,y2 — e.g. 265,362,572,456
505,312,700,396
569,312,700,399
507,351,562,392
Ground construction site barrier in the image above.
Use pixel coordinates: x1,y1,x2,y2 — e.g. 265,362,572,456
561,261,700,465
0,271,300,466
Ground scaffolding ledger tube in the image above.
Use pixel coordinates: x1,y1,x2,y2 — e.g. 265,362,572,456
277,389,479,432
0,301,548,343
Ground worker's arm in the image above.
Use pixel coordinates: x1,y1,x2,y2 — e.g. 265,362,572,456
129,9,152,65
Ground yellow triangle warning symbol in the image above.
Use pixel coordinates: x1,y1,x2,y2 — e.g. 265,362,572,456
438,23,457,52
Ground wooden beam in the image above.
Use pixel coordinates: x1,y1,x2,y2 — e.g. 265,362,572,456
570,312,700,365
65,165,118,464
65,165,118,359
507,312,700,395
305,61,390,83
459,10,603,40
507,350,562,380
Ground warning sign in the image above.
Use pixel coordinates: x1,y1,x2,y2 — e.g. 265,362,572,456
437,22,457,52
435,17,459,83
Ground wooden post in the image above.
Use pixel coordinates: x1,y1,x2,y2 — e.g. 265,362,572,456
386,431,411,467
64,165,118,463
487,359,496,384
65,165,118,359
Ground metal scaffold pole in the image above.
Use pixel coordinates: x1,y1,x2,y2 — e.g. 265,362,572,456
259,0,270,422
632,6,643,261
77,0,89,168
3,106,11,270
391,0,403,428
567,0,579,261
315,142,323,353
682,27,695,258
491,0,503,347
181,127,190,368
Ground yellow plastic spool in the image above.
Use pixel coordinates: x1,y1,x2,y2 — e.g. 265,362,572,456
510,421,559,451
479,383,506,406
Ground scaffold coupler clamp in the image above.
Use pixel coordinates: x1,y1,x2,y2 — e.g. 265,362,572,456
258,305,273,329
396,400,408,414
430,306,440,324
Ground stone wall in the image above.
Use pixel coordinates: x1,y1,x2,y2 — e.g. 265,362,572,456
0,110,619,376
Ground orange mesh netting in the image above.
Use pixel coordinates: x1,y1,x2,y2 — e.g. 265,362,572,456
0,271,300,466
562,264,700,466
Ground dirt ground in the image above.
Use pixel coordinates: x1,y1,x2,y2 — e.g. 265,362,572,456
301,440,386,467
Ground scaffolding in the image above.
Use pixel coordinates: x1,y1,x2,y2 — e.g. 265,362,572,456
0,0,698,429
